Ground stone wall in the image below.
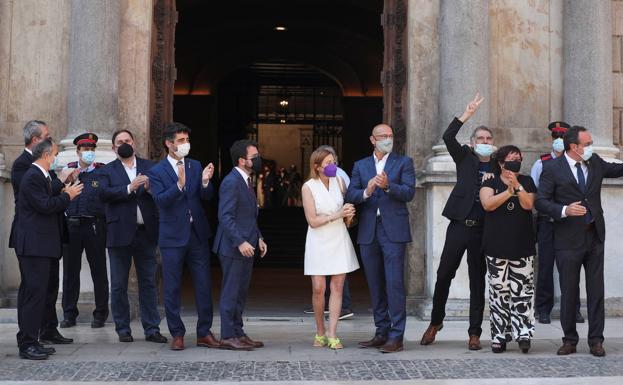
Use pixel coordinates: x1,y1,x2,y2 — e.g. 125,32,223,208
614,0,623,148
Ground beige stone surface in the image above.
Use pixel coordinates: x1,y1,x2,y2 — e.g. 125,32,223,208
614,0,623,36
615,36,622,73
615,73,623,108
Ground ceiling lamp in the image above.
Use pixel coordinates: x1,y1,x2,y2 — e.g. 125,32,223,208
280,119,286,124
274,26,287,31
279,99,289,107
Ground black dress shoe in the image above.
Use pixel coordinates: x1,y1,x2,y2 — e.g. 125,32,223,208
91,319,106,328
589,342,606,357
39,330,73,344
518,338,531,354
576,311,585,323
538,312,551,324
35,343,56,355
60,319,76,328
146,332,167,343
359,335,388,348
118,333,134,342
19,345,48,360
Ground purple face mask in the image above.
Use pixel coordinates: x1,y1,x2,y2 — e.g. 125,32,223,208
323,163,337,177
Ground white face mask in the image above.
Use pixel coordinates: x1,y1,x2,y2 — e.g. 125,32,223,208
552,138,564,153
375,138,393,154
174,142,190,158
576,145,593,162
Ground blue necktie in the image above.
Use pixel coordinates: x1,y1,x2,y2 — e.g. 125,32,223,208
575,162,592,223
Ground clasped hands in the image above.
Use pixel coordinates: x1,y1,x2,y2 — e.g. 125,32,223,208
366,171,389,196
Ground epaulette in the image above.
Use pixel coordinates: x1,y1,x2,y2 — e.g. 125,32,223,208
539,153,553,162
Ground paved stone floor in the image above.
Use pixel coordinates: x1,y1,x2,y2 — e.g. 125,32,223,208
0,313,622,384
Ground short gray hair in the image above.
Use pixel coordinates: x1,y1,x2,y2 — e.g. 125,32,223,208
470,125,493,141
23,120,47,146
32,138,55,161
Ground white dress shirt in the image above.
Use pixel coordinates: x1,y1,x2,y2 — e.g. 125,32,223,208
235,166,251,186
25,147,33,155
122,156,145,225
363,152,390,216
33,162,50,179
560,151,588,218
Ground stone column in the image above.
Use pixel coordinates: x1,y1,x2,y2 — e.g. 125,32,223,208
57,0,121,166
419,0,490,318
563,0,618,159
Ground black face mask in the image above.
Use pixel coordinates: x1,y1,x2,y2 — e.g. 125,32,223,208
117,143,134,159
504,160,522,173
251,157,262,174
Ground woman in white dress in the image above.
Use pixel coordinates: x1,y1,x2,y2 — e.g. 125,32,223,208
302,146,359,349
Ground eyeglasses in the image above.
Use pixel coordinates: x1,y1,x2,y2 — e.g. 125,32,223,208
374,134,394,140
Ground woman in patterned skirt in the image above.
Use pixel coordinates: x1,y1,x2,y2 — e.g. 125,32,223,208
480,145,537,353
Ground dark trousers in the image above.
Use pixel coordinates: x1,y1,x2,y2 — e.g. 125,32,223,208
359,217,407,341
62,218,109,322
41,258,60,336
17,256,52,349
160,228,213,338
324,276,351,310
108,227,161,336
430,220,486,336
535,218,581,315
218,254,254,339
556,226,604,346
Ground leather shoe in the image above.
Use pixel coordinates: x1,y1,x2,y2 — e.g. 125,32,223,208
170,336,184,351
39,330,73,344
379,339,404,353
240,335,264,348
538,312,551,324
576,311,585,323
589,343,606,357
60,319,76,328
146,332,167,343
118,333,134,342
35,343,56,355
557,342,577,355
19,345,48,360
91,319,106,328
220,337,254,351
358,335,387,348
197,334,221,348
468,335,481,351
420,323,443,345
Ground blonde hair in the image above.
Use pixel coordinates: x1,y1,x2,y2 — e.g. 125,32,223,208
308,147,334,180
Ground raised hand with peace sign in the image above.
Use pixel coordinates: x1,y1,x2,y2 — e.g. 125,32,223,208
459,92,485,123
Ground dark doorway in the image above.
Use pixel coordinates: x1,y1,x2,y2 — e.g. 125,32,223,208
171,0,384,315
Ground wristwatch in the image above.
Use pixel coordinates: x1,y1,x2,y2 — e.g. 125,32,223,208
514,185,524,194
383,185,390,193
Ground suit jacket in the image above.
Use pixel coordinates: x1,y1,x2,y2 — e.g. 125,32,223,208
213,169,262,258
98,157,159,248
148,157,214,247
346,152,416,245
15,165,70,258
535,153,623,249
9,150,63,248
441,117,492,221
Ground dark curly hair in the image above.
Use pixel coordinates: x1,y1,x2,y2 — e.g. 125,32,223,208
491,145,522,174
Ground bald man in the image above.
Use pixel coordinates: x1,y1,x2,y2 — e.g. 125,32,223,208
346,124,416,353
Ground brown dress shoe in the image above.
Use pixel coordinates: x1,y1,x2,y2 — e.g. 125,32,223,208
468,335,482,351
358,335,388,348
197,334,221,348
240,335,264,348
420,323,443,345
170,336,184,351
379,339,404,353
589,343,606,357
220,337,254,351
556,342,577,355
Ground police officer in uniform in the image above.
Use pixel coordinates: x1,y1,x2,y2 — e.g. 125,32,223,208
531,121,584,324
60,133,110,328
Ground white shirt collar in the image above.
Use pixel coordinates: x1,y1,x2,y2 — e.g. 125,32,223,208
33,162,50,179
235,167,251,185
167,155,184,170
564,151,582,168
121,156,137,170
24,147,33,155
373,152,390,164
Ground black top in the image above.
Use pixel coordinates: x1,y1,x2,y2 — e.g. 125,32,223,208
482,174,536,260
466,162,491,220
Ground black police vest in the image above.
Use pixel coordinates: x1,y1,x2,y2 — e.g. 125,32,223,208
65,162,105,217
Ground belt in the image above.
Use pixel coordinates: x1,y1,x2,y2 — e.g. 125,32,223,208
537,215,555,223
67,216,98,224
136,224,146,230
461,219,482,227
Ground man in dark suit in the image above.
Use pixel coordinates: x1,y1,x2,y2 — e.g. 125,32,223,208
213,139,268,350
536,126,623,357
345,124,416,353
98,130,167,344
148,122,218,351
15,139,83,360
420,94,490,350
10,120,74,347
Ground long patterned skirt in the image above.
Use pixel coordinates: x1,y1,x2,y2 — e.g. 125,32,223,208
486,256,535,344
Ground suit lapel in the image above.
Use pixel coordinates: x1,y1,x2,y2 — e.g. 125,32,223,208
113,159,131,184
383,152,398,176
558,155,583,194
163,159,179,184
185,160,192,189
586,158,597,193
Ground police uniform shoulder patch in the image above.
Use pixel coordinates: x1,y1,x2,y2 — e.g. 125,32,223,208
91,180,100,188
540,153,553,162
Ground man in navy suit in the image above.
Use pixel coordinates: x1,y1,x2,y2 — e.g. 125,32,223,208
98,129,167,344
15,139,83,359
346,124,416,353
148,122,219,351
536,126,623,357
213,139,267,350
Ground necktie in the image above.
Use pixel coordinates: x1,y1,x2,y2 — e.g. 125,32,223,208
247,177,256,199
575,162,592,223
46,175,52,191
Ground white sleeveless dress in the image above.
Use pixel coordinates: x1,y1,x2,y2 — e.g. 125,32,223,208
303,178,360,276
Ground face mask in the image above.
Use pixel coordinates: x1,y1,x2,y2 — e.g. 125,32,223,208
80,150,95,165
504,160,522,173
474,143,494,157
49,155,58,171
577,145,593,162
323,163,337,177
375,138,393,154
117,143,134,159
251,157,262,174
174,142,190,158
552,138,564,153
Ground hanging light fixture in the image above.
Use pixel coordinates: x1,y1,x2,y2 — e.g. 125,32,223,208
279,99,289,107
